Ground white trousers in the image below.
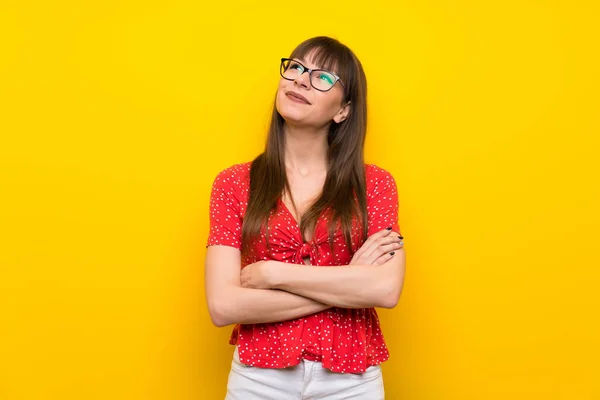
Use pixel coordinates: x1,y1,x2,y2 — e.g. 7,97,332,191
225,346,385,400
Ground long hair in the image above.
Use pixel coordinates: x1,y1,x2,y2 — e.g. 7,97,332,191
241,36,369,260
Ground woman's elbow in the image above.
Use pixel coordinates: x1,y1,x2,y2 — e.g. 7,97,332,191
378,289,402,309
376,280,403,309
377,262,405,308
207,299,234,327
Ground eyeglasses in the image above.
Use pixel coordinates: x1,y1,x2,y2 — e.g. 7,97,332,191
280,58,345,92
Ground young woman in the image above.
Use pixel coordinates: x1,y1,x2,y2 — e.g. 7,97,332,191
205,36,406,399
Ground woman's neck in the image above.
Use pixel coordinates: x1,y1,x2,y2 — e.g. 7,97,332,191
283,124,328,176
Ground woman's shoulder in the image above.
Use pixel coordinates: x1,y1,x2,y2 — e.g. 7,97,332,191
364,163,398,200
364,163,395,182
213,161,252,185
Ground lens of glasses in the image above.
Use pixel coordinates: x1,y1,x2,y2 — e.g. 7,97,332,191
280,59,337,91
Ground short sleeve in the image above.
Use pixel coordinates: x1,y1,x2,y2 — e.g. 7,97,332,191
206,168,243,250
366,166,402,237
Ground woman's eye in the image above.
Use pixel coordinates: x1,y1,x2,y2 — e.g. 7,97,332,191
290,63,303,71
318,74,334,84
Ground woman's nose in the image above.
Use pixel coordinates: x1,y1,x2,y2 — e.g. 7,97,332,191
293,71,311,89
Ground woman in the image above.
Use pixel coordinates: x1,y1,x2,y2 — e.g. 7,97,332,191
205,36,406,399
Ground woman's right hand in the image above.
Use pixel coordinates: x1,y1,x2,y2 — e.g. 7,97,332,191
349,228,404,266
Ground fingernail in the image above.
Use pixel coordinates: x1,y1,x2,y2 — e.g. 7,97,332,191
386,227,392,230
398,236,403,239
390,251,395,256
399,241,404,245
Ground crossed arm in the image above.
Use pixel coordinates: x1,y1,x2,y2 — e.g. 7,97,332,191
241,250,406,309
205,245,330,327
204,233,406,327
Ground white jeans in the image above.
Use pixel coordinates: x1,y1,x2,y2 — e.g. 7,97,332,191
225,346,385,400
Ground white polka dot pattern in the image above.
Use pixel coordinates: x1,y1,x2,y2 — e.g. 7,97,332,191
206,161,401,373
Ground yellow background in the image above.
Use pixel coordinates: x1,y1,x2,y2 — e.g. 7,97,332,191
1,0,599,398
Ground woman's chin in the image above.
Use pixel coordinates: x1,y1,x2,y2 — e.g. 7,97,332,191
277,107,306,124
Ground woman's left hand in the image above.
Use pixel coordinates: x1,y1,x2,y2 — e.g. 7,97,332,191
240,260,274,289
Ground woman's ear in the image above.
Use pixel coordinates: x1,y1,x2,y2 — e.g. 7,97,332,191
333,101,351,123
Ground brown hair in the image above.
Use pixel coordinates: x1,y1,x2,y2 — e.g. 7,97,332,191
241,36,369,260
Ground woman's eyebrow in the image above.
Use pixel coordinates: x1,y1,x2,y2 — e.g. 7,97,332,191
303,60,327,70
296,57,335,72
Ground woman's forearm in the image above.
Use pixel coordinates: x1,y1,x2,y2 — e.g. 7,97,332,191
267,251,405,309
209,285,330,327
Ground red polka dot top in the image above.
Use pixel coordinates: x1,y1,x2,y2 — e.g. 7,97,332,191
206,161,402,373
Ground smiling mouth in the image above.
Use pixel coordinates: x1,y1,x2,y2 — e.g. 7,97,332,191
286,92,311,104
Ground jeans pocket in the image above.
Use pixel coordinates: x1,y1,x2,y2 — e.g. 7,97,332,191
351,364,382,381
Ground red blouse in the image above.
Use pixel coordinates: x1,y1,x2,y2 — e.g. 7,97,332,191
206,161,401,373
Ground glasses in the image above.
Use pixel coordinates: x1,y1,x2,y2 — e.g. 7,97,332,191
280,58,345,92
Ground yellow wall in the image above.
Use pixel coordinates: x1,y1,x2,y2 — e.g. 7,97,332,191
1,1,598,398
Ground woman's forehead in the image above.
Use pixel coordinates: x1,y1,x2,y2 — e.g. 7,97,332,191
294,50,340,73
296,47,339,66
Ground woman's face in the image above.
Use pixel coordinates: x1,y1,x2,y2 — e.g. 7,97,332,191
275,51,350,129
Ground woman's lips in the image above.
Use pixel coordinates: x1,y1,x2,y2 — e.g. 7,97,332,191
286,91,311,104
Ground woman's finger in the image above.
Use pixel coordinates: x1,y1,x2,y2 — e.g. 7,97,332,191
350,228,402,265
360,227,394,249
366,237,403,265
359,228,399,262
373,251,396,266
